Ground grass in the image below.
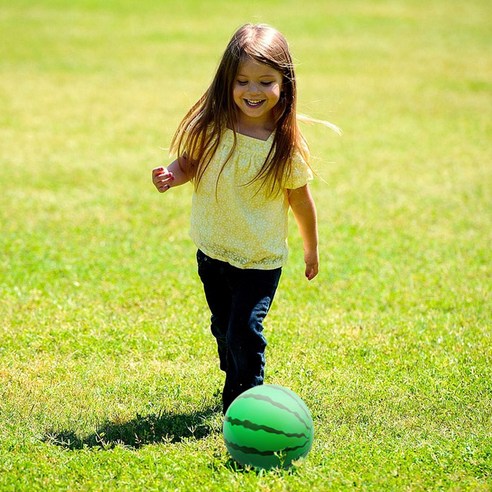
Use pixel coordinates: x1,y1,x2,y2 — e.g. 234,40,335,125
0,0,491,490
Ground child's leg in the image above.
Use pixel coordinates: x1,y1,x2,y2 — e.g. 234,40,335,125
196,250,282,413
223,266,282,412
196,250,231,372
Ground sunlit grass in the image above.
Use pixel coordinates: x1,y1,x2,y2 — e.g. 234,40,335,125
0,0,490,490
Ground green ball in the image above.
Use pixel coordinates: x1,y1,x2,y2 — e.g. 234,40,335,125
223,384,314,469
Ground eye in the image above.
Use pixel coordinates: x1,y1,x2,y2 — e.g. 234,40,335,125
237,80,248,86
261,81,274,86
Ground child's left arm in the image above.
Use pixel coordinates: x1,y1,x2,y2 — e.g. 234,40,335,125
288,184,319,281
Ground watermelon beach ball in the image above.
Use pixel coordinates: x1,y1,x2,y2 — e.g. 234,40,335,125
223,384,314,469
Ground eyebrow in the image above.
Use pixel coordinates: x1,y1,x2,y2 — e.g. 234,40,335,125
236,73,277,78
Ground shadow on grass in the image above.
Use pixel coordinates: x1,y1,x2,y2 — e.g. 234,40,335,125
43,406,219,451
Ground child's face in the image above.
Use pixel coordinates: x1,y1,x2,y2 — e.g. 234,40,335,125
233,58,283,128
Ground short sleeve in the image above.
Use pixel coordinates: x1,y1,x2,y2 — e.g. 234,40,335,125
284,147,313,189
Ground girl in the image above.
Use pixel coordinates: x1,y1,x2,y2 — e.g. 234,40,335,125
152,23,323,413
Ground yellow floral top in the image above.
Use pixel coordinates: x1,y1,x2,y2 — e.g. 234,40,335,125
190,129,312,270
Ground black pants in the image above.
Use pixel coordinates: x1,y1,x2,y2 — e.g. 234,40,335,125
196,250,282,413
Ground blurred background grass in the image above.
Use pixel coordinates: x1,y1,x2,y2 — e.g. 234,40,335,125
0,0,490,490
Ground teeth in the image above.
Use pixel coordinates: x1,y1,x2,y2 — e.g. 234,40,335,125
246,99,264,105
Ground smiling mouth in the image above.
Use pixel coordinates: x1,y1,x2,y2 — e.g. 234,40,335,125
244,99,265,108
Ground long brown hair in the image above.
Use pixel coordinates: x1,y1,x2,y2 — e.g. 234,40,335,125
170,23,309,196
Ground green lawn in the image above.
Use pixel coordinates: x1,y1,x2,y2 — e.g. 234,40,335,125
0,0,490,490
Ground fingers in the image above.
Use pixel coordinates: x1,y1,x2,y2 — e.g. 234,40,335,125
305,263,319,281
304,250,319,281
152,167,175,193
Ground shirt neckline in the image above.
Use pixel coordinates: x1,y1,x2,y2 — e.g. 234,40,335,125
226,127,275,143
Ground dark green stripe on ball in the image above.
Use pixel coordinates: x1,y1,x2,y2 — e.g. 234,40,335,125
237,393,312,431
225,416,310,439
271,385,312,423
224,438,310,457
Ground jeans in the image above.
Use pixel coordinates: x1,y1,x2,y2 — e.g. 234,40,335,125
196,249,282,413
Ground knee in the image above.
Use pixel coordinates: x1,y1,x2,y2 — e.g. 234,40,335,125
227,295,272,349
227,319,267,352
210,314,228,340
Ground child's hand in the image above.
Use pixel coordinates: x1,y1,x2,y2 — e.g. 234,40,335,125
152,167,175,193
304,250,319,281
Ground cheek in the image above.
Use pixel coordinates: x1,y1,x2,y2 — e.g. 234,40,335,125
271,83,282,98
270,86,282,104
232,84,244,99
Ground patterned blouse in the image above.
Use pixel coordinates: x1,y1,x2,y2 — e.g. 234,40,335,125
190,129,312,270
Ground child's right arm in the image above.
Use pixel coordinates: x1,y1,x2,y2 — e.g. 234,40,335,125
152,156,192,193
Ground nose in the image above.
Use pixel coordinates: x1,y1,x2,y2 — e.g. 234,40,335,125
248,82,261,94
